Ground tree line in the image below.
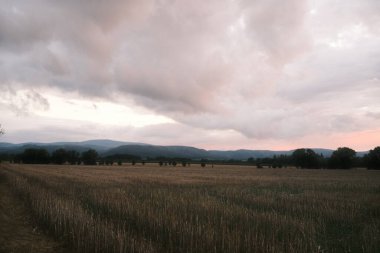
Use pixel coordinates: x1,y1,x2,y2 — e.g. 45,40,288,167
11,148,100,165
248,147,380,170
2,146,380,170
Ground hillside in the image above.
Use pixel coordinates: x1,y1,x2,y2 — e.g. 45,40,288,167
0,140,368,160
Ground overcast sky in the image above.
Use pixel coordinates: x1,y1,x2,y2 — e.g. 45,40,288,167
1,0,380,150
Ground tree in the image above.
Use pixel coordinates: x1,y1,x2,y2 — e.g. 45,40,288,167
0,125,4,163
20,148,50,164
329,147,356,169
51,148,68,164
292,148,322,169
106,160,114,165
67,150,80,165
247,157,255,164
366,146,380,170
81,149,98,165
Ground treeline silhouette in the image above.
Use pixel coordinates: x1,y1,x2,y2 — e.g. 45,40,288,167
1,146,380,170
11,148,97,165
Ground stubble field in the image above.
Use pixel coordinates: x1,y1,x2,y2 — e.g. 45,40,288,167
0,163,379,253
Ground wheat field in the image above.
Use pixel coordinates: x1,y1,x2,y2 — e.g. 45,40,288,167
1,163,379,253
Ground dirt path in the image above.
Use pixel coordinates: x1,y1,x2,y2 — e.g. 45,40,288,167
0,177,70,253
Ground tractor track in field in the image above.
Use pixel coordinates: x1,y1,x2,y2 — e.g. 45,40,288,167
0,172,71,253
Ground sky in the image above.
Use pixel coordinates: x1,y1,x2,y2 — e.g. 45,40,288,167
0,0,380,151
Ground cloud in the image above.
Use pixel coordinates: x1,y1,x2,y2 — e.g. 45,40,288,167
1,0,310,104
241,0,311,66
1,0,380,147
367,111,380,120
0,86,49,116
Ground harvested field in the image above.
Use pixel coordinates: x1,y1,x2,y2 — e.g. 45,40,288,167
0,163,379,253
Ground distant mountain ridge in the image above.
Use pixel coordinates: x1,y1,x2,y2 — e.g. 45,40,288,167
104,145,209,159
0,139,369,160
0,139,147,154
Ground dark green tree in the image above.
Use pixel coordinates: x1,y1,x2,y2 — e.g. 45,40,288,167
67,150,80,165
20,148,50,164
247,157,255,164
329,147,356,169
292,148,321,169
51,148,68,164
81,149,98,165
366,146,380,170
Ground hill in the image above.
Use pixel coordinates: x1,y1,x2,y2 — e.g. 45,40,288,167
0,139,147,155
0,140,369,160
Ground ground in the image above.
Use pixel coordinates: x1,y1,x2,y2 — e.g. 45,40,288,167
0,163,379,253
0,173,69,253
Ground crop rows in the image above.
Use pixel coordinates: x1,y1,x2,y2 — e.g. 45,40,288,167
1,164,379,252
